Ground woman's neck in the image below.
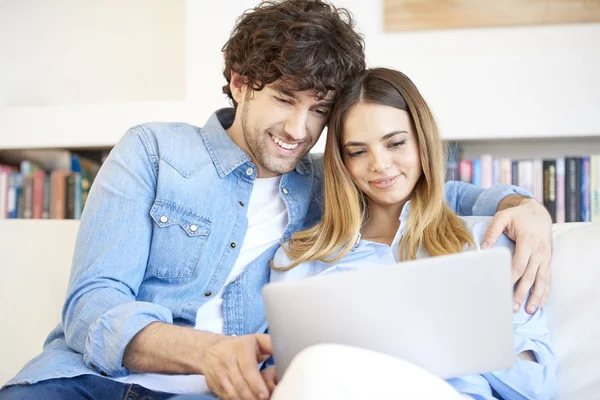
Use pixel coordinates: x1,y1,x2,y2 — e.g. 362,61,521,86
360,201,406,246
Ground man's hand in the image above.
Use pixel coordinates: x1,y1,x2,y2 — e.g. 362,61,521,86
202,333,273,400
481,196,553,315
261,366,279,395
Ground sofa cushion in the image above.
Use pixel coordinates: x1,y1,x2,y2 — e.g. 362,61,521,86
546,223,600,399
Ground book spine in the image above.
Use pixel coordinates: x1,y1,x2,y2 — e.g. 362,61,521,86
555,159,566,223
472,159,481,187
533,159,543,203
459,160,473,183
543,160,557,223
66,173,76,219
480,154,493,189
565,157,581,222
32,169,46,219
581,157,591,222
42,174,51,219
592,155,600,222
511,160,519,186
492,158,500,186
0,168,7,219
7,173,22,219
446,141,460,182
74,172,82,219
22,175,34,219
518,160,534,195
500,158,512,185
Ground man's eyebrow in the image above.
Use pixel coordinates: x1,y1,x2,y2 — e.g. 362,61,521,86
277,88,298,99
275,87,334,108
343,131,408,148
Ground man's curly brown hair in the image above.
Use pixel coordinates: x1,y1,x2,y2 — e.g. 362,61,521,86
222,0,365,108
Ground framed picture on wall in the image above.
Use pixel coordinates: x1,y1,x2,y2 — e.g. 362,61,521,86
384,0,600,31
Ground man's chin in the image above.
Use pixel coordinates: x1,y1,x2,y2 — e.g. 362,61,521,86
262,159,300,175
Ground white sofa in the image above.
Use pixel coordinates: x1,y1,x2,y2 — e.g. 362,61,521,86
1,220,599,398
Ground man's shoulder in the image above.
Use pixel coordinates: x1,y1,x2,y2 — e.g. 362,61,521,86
301,152,324,179
132,121,204,150
129,121,212,175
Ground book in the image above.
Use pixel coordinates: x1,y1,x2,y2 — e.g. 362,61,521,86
565,157,582,222
480,154,493,189
511,160,519,186
459,160,472,183
446,141,460,181
472,159,481,186
42,174,51,219
492,158,500,186
592,155,600,222
499,158,512,184
533,160,543,203
556,159,566,224
50,170,68,219
0,166,9,218
32,169,46,219
581,157,591,222
7,173,22,219
518,160,534,195
543,160,557,223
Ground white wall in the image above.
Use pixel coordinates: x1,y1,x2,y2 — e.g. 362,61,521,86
0,0,599,150
0,0,186,107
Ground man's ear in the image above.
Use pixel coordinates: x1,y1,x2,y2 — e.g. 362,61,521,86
230,71,248,104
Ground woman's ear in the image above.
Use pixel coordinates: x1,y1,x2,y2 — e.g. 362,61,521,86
230,71,247,105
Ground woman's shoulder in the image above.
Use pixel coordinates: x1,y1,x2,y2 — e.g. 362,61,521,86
270,243,329,283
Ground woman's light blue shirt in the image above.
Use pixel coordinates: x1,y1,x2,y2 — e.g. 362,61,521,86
271,203,557,400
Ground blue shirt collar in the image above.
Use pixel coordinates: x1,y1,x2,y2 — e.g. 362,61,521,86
201,108,310,178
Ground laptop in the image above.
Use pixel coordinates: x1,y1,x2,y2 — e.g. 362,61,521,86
262,247,515,379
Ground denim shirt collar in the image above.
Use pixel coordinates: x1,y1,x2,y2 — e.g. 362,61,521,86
201,108,310,178
201,108,251,178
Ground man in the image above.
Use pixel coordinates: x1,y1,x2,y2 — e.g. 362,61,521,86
0,1,552,399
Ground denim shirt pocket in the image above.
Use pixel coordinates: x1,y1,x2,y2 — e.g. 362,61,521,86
148,201,212,279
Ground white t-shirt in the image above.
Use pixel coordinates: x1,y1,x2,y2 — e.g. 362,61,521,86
115,176,288,394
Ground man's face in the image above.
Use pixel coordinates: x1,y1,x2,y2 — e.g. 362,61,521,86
238,82,333,177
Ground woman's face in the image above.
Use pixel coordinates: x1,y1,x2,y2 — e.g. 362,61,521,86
341,101,422,209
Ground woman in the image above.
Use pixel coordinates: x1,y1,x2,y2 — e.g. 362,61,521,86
265,68,556,399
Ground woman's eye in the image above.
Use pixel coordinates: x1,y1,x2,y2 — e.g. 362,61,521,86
347,150,365,158
390,140,406,148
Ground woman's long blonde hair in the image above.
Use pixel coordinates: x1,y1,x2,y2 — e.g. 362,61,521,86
275,68,474,270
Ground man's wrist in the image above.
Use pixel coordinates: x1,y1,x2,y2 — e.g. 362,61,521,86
497,194,533,212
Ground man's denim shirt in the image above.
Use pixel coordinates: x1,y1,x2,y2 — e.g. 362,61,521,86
4,108,530,387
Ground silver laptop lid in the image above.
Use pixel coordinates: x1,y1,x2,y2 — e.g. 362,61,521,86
263,247,515,379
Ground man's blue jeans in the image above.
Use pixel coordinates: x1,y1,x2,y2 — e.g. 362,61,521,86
0,374,217,400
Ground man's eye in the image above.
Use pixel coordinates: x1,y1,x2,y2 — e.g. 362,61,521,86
275,97,292,105
314,108,329,116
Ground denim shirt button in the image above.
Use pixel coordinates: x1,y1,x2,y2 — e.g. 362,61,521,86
189,224,198,232
204,291,212,297
282,188,289,195
230,242,236,248
246,168,253,176
159,215,168,223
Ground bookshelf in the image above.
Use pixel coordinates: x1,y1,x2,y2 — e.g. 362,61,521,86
447,135,600,224
0,100,208,221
